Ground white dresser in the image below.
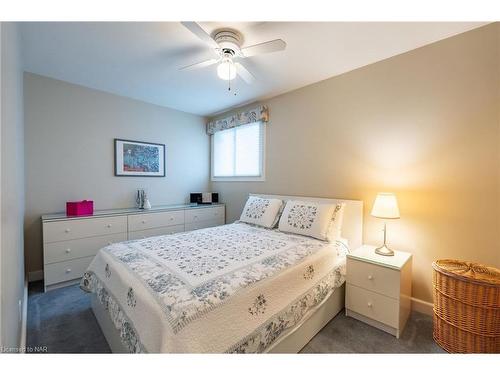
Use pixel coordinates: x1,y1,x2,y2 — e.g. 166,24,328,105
42,203,225,291
345,245,412,338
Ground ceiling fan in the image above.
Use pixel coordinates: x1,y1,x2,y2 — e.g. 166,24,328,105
179,22,286,84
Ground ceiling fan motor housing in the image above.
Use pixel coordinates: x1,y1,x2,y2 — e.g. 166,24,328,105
213,29,242,54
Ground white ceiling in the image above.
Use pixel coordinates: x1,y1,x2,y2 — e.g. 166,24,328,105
21,22,487,116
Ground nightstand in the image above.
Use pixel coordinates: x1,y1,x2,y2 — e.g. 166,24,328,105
345,245,412,338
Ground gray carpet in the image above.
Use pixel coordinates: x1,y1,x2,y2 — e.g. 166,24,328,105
27,281,444,353
301,309,444,353
28,282,111,353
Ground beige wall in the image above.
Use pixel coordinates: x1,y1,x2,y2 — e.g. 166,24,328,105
1,22,25,348
24,73,209,273
212,23,500,304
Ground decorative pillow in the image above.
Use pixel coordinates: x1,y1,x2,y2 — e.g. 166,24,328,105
278,200,338,241
326,203,346,242
239,196,283,228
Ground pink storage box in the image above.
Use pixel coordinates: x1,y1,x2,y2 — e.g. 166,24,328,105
66,200,94,216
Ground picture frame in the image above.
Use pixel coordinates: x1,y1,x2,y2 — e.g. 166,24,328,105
114,138,166,177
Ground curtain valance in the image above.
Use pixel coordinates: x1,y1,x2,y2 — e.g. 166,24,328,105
206,105,269,135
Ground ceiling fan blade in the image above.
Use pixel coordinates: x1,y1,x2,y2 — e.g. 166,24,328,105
179,58,218,71
235,62,256,84
181,22,219,49
241,39,286,57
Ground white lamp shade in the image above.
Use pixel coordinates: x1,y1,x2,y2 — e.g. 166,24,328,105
371,193,400,219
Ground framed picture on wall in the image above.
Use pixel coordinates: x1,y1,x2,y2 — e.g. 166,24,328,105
114,139,166,177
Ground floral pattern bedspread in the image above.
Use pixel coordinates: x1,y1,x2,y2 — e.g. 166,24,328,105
81,223,347,353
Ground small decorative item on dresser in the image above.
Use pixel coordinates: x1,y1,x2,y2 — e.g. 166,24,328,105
190,192,219,205
66,200,94,216
432,259,500,353
370,192,400,256
136,189,146,209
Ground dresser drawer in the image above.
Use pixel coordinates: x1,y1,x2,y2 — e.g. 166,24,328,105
347,257,400,299
185,219,223,231
128,210,184,232
44,256,95,286
43,216,127,243
185,206,224,224
128,224,185,240
346,284,399,328
44,233,127,264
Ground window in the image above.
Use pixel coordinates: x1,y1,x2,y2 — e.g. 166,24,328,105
211,121,265,181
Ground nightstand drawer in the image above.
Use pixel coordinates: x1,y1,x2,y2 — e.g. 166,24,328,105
346,284,399,328
347,257,400,299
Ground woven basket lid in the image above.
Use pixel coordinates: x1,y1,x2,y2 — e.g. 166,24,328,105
433,259,500,286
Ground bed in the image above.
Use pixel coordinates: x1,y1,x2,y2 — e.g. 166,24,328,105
81,194,363,353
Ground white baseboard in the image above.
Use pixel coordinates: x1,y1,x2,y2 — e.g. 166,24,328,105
28,270,43,282
20,279,28,351
411,297,433,316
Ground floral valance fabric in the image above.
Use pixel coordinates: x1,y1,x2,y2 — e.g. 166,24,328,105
206,105,269,135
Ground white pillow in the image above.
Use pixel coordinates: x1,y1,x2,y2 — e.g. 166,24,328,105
278,200,338,241
326,202,346,242
239,196,283,228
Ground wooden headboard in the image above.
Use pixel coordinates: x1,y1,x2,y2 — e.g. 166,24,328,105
249,193,363,250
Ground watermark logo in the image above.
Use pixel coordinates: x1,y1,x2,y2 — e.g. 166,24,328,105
0,345,48,353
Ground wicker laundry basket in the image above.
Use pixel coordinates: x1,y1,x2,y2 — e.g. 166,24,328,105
432,259,500,353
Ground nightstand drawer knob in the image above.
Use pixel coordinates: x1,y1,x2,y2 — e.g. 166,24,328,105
65,268,72,274
65,248,71,254
65,228,70,233
368,275,374,280
367,302,373,308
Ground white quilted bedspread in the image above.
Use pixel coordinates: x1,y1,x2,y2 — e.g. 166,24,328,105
81,222,347,353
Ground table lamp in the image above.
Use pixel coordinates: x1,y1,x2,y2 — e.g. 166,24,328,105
371,192,400,256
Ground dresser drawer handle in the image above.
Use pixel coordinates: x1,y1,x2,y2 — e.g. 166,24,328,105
107,242,113,245
142,220,146,224
106,224,112,228
367,302,373,308
65,248,71,254
65,268,72,274
367,275,374,280
169,217,174,221
64,228,71,233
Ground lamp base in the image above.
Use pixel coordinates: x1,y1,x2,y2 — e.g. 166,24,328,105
374,244,395,256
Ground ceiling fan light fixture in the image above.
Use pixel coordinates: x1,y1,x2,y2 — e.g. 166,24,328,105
217,58,237,81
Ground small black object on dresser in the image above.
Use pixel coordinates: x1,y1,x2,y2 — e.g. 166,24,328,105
190,192,219,204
